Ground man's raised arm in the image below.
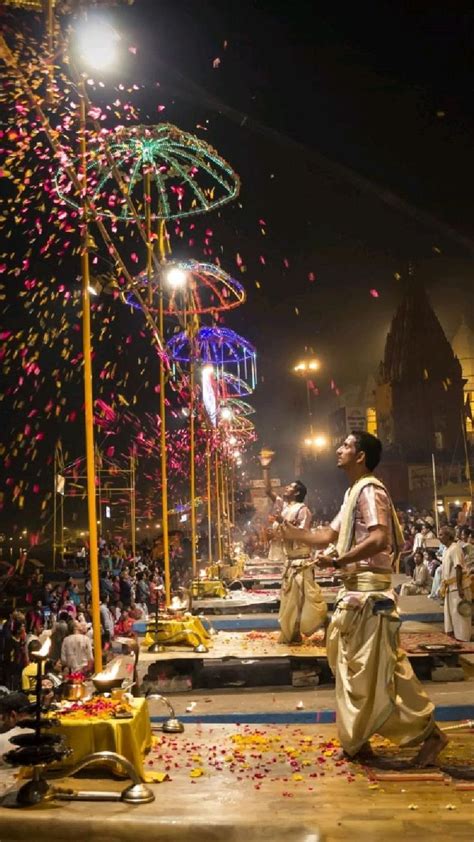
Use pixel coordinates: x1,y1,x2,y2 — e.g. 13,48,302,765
263,465,276,503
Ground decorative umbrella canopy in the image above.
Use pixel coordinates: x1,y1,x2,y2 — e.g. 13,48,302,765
216,371,254,398
54,123,240,221
125,259,246,316
219,414,255,434
167,326,257,390
220,397,255,417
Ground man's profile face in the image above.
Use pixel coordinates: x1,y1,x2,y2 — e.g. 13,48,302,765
283,482,298,501
336,435,360,469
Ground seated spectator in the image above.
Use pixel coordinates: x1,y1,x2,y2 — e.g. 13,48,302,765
129,601,145,620
400,550,431,596
424,550,440,578
429,564,443,599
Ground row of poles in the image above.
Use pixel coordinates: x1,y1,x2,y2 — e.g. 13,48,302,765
0,2,255,670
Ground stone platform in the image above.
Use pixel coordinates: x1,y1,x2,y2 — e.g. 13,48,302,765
136,623,474,701
0,724,473,842
139,623,473,664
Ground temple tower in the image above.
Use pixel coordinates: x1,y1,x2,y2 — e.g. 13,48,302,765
375,276,465,461
451,316,474,440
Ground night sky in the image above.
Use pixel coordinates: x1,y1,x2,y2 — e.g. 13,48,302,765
1,0,474,530
108,0,474,474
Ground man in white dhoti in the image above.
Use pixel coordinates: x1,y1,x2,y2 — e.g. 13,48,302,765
439,526,472,642
281,432,447,766
265,477,327,643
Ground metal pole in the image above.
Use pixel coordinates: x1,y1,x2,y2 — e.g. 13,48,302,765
80,84,102,673
96,446,102,543
214,450,223,560
230,460,236,527
189,323,197,577
45,0,54,102
432,452,439,536
219,452,227,557
158,222,171,606
60,484,64,563
206,435,212,564
53,444,57,571
130,450,136,561
223,456,232,553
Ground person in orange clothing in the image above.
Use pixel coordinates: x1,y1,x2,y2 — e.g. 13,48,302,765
114,609,135,637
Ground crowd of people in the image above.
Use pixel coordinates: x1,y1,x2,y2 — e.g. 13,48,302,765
396,518,474,640
1,475,472,709
0,536,186,693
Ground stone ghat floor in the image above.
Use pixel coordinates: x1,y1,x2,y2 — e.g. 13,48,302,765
145,679,474,719
0,724,473,842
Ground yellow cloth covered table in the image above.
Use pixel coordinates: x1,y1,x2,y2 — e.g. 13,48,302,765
48,698,161,782
220,560,245,581
191,578,227,599
144,615,211,649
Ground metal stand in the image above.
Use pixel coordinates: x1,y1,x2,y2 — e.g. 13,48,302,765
52,751,155,804
146,693,184,733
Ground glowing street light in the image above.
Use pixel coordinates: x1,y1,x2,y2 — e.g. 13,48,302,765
166,266,188,289
293,358,320,374
303,434,328,451
74,18,120,71
292,357,321,434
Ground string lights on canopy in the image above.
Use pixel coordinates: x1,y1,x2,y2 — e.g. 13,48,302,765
54,123,241,221
125,259,246,316
166,326,257,391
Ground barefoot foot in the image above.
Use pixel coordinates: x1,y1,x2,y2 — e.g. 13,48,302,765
413,726,449,768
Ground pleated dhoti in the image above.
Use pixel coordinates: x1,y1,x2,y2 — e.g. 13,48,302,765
326,573,435,756
279,559,328,643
